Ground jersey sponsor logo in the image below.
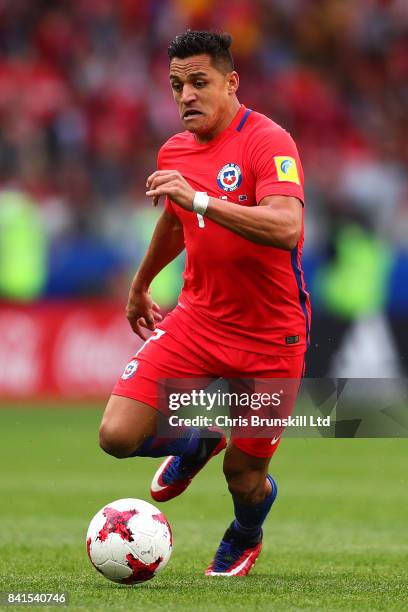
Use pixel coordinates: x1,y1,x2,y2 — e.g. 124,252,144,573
217,163,242,192
274,156,300,184
120,359,139,380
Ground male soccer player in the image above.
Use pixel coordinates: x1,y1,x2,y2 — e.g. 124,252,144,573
99,30,310,576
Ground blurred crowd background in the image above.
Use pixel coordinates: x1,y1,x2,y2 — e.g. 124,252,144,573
1,0,408,381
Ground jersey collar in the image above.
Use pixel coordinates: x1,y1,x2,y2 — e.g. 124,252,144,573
191,104,248,147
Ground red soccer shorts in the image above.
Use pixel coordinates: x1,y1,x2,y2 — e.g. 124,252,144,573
112,310,305,458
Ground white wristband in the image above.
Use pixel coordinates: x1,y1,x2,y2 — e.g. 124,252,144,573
192,191,209,216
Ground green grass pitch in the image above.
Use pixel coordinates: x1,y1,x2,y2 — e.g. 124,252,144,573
0,407,407,611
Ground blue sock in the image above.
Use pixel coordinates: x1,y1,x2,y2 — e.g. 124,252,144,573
130,428,200,458
232,475,277,540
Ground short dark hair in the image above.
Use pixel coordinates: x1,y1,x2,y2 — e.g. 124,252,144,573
168,30,234,73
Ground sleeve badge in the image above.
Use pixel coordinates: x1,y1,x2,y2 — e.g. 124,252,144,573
274,156,300,184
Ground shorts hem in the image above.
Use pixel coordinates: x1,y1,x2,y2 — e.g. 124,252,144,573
111,390,157,410
231,437,281,459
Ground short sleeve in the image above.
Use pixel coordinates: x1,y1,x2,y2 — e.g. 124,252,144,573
157,145,177,216
250,127,305,205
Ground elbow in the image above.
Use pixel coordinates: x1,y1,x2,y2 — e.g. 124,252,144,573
285,229,300,250
267,227,300,250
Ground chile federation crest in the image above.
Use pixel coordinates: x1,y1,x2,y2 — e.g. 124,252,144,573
121,359,139,380
217,163,242,192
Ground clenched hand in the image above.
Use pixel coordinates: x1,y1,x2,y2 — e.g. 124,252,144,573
146,170,195,210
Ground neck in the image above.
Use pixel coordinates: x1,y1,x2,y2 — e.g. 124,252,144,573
195,97,241,144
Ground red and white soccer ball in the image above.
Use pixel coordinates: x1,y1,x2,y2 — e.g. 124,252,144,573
86,498,172,585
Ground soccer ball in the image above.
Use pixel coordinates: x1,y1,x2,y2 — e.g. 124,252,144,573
86,498,172,585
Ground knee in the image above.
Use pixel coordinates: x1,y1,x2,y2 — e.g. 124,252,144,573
224,465,267,505
99,422,141,459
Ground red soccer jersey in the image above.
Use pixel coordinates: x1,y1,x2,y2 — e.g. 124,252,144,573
158,104,311,356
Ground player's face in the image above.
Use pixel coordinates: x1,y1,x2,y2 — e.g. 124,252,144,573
169,54,239,140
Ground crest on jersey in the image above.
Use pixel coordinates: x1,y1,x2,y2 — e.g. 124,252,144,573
217,163,242,192
121,359,139,380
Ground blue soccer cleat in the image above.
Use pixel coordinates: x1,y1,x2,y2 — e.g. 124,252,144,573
205,524,263,576
150,428,227,502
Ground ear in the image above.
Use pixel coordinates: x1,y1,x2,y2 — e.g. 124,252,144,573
227,71,239,95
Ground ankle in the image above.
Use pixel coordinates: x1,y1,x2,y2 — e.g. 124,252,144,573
231,521,262,543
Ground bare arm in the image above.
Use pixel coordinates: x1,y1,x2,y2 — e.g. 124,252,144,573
127,209,184,338
146,170,302,250
204,194,302,249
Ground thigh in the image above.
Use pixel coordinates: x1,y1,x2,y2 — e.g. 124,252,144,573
223,440,271,475
100,327,212,451
100,395,157,449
